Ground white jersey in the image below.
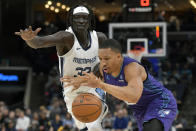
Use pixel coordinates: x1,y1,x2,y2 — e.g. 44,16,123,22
58,27,100,97
57,27,108,128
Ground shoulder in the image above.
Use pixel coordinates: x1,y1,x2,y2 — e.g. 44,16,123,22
125,62,141,72
124,62,147,81
96,32,107,44
124,62,143,78
54,30,74,39
55,31,75,55
53,30,74,45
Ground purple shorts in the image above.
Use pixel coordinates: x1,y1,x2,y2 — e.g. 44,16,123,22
135,91,177,131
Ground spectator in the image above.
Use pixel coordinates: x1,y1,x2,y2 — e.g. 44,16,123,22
172,112,187,131
29,112,39,131
62,113,74,130
38,111,51,131
181,64,192,82
49,98,62,119
15,108,21,118
25,108,32,119
168,16,181,31
113,109,129,131
15,110,30,131
0,112,5,130
157,11,165,21
51,114,63,131
4,111,16,129
6,120,16,131
102,112,114,130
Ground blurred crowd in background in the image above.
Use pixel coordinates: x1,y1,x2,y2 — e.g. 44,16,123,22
0,3,196,131
0,38,195,131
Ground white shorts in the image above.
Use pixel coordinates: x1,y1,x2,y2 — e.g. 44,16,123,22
62,85,108,130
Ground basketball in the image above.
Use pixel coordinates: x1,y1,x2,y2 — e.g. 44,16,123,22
72,93,102,123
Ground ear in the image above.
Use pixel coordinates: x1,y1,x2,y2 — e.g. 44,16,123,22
117,53,122,59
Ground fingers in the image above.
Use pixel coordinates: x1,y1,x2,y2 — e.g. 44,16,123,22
15,26,39,36
83,72,92,77
60,79,71,83
15,32,21,35
83,72,96,79
71,86,80,92
61,76,74,79
14,29,25,36
80,83,89,86
35,28,42,35
60,76,74,82
60,78,73,83
20,29,24,34
63,83,73,88
15,26,30,36
28,26,32,32
83,72,89,75
26,26,33,33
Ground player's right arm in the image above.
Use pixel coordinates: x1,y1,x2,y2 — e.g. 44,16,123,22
15,26,73,49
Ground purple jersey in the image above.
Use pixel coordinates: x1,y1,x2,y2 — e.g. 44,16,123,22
103,57,177,131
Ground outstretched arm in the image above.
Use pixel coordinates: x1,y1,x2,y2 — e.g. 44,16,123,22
15,26,73,49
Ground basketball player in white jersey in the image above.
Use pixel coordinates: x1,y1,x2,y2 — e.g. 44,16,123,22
15,5,108,131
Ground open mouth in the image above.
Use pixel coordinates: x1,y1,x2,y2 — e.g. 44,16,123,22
103,67,108,72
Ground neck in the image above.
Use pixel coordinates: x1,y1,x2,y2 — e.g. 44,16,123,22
111,57,123,77
75,30,89,47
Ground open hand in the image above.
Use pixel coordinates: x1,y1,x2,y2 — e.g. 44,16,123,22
15,26,41,41
60,72,102,91
60,75,88,91
81,72,102,88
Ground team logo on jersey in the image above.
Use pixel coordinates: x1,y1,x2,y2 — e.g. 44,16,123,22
158,109,171,117
106,75,110,80
118,75,124,82
120,75,123,79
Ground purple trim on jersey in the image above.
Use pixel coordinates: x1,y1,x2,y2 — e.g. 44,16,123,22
103,57,177,131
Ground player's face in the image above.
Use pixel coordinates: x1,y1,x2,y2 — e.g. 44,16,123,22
72,13,89,32
99,48,121,74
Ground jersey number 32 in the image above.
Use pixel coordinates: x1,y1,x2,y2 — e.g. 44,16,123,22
74,67,91,77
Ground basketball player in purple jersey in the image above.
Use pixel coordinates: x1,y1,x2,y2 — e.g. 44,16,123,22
15,4,108,131
61,39,177,131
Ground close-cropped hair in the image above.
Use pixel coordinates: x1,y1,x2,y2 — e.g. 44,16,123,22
66,4,96,31
99,39,122,53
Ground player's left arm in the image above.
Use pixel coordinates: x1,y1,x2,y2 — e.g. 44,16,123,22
98,62,146,103
124,62,146,103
